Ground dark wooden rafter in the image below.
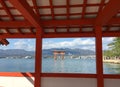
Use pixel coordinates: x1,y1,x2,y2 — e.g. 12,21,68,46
0,0,14,20
0,3,108,9
29,27,35,34
49,0,55,19
66,0,70,19
1,31,120,38
5,28,11,34
8,0,43,34
0,11,113,17
1,17,120,28
106,26,111,31
67,26,69,32
96,0,120,26
66,0,70,34
98,0,105,12
17,28,24,34
32,0,40,16
81,0,87,18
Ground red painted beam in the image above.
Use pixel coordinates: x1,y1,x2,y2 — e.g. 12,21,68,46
0,0,14,20
1,32,120,38
0,33,35,38
42,19,95,26
41,73,97,78
8,0,43,33
43,32,95,38
0,72,34,77
0,21,31,27
96,0,120,26
1,18,120,28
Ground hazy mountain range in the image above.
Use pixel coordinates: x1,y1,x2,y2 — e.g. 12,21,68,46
0,48,95,58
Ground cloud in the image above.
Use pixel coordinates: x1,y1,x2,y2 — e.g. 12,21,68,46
14,39,35,51
42,38,95,50
102,37,114,50
102,37,114,44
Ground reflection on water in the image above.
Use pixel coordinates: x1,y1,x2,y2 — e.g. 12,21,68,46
42,57,96,73
0,58,120,74
103,63,120,74
54,60,64,72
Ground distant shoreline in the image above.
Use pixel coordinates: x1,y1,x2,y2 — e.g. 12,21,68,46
103,59,120,64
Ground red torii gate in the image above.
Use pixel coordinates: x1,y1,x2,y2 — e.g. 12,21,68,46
53,50,65,60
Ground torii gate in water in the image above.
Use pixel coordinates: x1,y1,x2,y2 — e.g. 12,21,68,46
53,50,65,60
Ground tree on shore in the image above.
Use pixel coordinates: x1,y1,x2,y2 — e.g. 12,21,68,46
104,37,120,57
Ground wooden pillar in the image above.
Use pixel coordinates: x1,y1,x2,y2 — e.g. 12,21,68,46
34,28,42,87
95,26,104,87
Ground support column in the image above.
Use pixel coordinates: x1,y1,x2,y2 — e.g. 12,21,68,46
34,28,42,87
95,26,104,87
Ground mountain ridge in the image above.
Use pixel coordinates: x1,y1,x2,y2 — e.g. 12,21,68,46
0,48,95,58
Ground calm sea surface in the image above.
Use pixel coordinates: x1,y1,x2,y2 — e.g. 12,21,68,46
0,58,120,74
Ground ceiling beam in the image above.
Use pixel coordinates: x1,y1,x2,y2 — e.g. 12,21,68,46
8,0,43,33
0,21,31,27
0,0,14,20
95,0,120,26
0,33,36,38
1,18,120,28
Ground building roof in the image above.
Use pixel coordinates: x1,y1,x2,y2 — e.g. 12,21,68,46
0,0,120,38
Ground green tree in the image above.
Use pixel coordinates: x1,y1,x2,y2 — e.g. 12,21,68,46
107,37,120,57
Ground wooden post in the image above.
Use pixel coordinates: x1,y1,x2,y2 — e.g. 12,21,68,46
95,26,104,87
34,28,42,87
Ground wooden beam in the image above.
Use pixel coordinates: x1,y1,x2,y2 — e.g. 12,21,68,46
42,19,95,26
43,32,95,38
8,0,43,33
96,0,120,26
0,33,35,38
103,31,120,37
1,18,120,28
0,0,14,20
0,21,32,27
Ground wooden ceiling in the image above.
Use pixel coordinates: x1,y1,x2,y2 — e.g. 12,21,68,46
0,0,120,38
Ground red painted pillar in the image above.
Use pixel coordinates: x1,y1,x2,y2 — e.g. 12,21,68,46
34,28,42,87
95,26,104,87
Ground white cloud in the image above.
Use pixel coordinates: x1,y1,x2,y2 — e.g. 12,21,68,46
14,39,35,51
102,37,114,50
102,37,114,44
42,38,95,50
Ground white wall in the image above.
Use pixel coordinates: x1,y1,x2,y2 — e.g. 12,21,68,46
0,77,34,87
104,79,120,87
0,77,120,87
41,77,97,87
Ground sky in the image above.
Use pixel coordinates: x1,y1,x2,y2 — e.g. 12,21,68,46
0,37,115,51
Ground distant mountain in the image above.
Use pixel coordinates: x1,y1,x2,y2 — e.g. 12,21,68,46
42,48,95,56
0,48,95,58
0,49,35,58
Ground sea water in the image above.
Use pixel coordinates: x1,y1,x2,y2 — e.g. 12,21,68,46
0,58,120,74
